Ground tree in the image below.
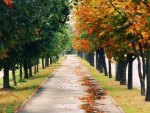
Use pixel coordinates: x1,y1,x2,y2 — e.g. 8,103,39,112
71,0,150,98
0,0,72,89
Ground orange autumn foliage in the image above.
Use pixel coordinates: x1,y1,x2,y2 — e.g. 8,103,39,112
124,1,150,46
72,0,150,60
3,0,13,9
72,38,91,52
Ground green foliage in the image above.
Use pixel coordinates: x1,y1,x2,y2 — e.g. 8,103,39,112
0,0,72,87
132,0,140,3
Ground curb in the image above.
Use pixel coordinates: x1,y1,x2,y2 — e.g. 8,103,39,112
15,69,58,113
108,95,125,113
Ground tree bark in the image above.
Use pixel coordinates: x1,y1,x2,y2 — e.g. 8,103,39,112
78,51,83,58
3,61,10,89
84,52,89,62
96,49,99,70
42,56,45,69
116,60,121,81
99,48,104,73
34,65,37,74
80,51,84,58
115,63,118,77
97,48,104,73
29,60,32,77
20,63,23,81
87,53,90,63
139,42,146,81
12,66,17,86
37,59,39,72
89,52,94,67
78,51,79,56
45,57,48,67
116,58,127,84
23,60,28,79
132,41,145,96
50,57,52,65
103,54,108,76
146,50,150,101
47,57,49,66
127,54,136,89
108,60,112,78
120,59,128,85
56,54,59,62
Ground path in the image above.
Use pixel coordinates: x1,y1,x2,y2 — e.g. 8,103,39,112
17,55,123,113
0,55,145,90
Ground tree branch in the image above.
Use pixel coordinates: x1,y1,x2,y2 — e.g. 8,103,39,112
109,0,132,25
139,0,150,9
109,0,124,18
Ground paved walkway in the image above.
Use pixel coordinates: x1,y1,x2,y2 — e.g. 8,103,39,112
17,55,123,113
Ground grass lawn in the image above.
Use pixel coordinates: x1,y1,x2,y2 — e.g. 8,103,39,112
0,59,45,87
78,57,150,113
0,57,65,113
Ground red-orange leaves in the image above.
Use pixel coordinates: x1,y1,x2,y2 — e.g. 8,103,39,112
3,0,13,10
72,38,91,52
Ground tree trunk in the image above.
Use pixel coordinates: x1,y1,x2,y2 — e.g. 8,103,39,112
115,64,118,79
87,53,90,63
84,52,88,62
116,60,121,81
108,60,112,78
115,59,122,81
96,49,99,70
47,57,49,66
80,51,83,58
78,51,83,58
12,66,17,86
146,50,150,101
120,59,128,85
62,51,64,56
56,54,59,62
45,55,50,67
116,58,127,83
42,56,45,69
29,60,32,77
139,42,146,81
89,52,94,66
98,48,104,73
132,41,145,96
34,65,37,74
45,57,47,67
127,54,136,89
78,51,79,56
37,59,39,72
103,54,108,76
20,63,23,81
50,57,52,65
23,60,28,79
99,48,104,73
3,61,10,89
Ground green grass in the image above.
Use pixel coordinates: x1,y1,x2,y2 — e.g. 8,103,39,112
0,57,65,113
0,70,23,87
0,59,45,87
78,57,150,113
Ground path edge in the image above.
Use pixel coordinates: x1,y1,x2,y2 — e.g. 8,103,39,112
77,57,125,113
108,95,125,113
15,68,59,113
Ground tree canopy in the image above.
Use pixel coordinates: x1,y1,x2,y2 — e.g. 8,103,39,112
0,0,72,88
